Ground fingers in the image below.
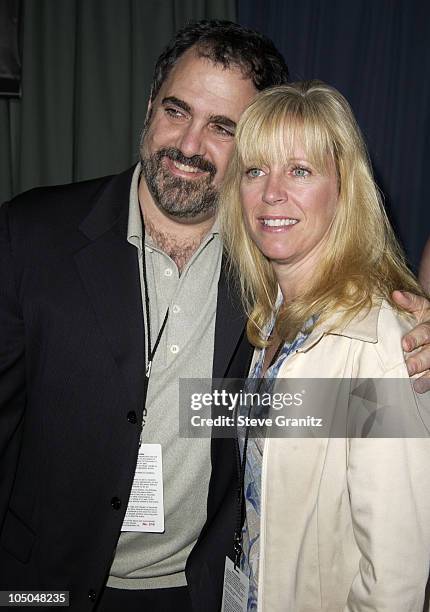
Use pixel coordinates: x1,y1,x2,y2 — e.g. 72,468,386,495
402,322,430,353
392,290,429,319
393,290,430,392
413,371,430,394
405,343,430,375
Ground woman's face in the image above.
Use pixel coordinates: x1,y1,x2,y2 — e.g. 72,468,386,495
240,140,339,279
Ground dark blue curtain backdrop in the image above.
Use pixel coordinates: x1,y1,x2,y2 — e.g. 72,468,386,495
238,0,430,272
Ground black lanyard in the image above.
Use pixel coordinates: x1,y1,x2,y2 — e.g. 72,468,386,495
141,225,169,379
232,340,284,569
233,402,253,568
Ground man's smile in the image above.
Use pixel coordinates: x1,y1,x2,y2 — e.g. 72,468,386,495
164,156,210,179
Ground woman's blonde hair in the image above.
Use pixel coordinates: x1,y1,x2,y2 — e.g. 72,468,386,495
218,81,425,347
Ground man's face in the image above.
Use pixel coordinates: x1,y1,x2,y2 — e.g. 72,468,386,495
140,49,257,221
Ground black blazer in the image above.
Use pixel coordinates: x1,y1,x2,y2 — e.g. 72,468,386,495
0,166,253,611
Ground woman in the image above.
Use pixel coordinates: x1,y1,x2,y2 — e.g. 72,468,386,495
219,81,430,611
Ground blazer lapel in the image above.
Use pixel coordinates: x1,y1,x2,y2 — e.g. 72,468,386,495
74,166,145,411
212,257,247,379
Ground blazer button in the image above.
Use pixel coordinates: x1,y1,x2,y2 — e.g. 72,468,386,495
88,589,97,602
127,411,137,424
111,497,121,510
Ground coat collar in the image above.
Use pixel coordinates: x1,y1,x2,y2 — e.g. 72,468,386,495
297,299,382,353
79,165,137,241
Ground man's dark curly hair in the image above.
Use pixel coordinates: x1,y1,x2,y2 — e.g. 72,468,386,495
150,19,289,103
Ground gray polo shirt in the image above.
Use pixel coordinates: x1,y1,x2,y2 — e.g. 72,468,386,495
108,164,222,589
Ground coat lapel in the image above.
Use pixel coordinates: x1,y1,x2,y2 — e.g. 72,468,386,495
212,258,248,379
74,166,145,411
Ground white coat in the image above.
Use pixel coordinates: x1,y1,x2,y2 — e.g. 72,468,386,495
256,300,430,611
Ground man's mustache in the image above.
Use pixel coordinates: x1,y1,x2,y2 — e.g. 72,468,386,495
156,147,216,178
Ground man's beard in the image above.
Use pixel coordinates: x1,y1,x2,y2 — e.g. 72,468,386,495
140,146,219,219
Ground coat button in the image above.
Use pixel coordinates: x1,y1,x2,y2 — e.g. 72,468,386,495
88,589,97,602
111,497,121,510
127,411,137,424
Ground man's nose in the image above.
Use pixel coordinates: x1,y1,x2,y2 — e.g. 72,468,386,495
176,122,206,158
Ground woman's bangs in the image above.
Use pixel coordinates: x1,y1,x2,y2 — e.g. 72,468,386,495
237,101,335,173
236,102,292,169
284,116,334,174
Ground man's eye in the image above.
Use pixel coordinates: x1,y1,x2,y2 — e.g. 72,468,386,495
212,124,234,137
292,166,310,178
246,168,264,178
165,107,185,119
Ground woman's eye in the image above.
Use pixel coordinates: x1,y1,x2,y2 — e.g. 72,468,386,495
292,166,310,178
246,168,264,178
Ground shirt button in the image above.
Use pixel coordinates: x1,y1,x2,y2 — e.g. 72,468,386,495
164,268,173,277
111,497,121,510
127,411,137,424
88,590,97,602
170,345,179,354
145,246,153,253
172,305,181,314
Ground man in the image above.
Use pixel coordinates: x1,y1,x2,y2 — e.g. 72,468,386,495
0,20,429,612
